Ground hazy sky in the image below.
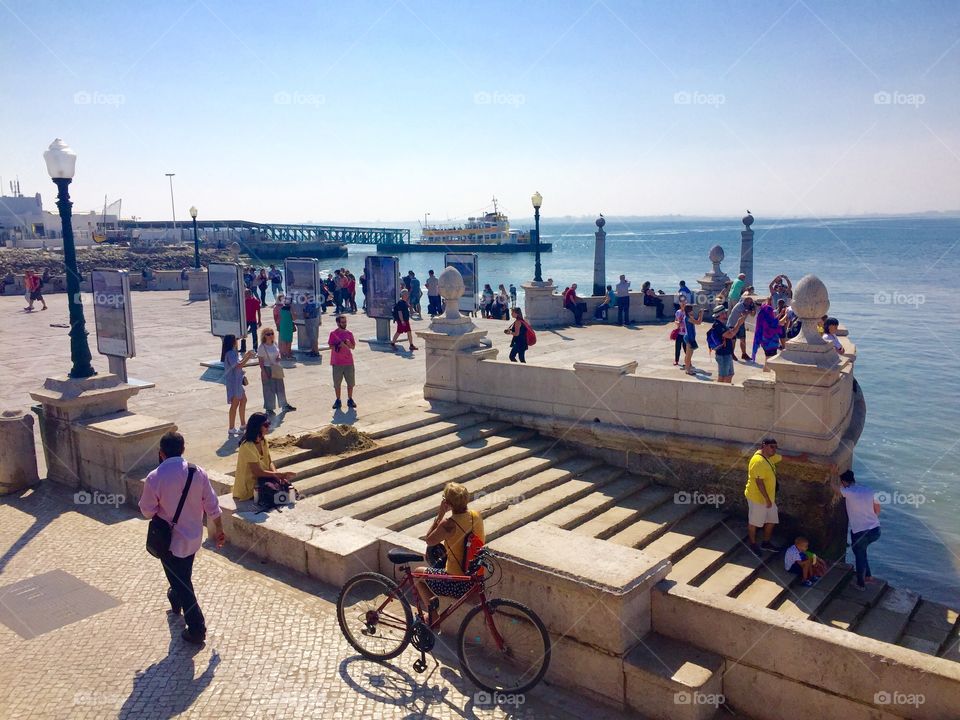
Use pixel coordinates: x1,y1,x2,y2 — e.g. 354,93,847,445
2,1,959,223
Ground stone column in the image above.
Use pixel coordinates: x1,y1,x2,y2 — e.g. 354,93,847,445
739,212,754,286
0,410,40,494
522,280,558,328
767,274,855,557
592,216,606,297
417,267,492,402
187,268,209,301
696,244,730,312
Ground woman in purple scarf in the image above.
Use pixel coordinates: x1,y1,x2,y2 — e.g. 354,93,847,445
752,301,782,361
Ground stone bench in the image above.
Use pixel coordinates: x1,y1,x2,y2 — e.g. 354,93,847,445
530,289,665,328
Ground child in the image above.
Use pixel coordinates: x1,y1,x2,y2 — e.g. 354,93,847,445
784,536,825,587
822,317,843,354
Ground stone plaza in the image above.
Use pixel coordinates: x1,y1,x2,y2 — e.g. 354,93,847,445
1,267,959,719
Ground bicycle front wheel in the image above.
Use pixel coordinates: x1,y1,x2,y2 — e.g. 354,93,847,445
337,572,413,661
457,598,551,694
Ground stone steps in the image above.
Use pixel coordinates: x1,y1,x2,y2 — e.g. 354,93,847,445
314,426,538,509
480,465,624,541
537,474,652,530
899,599,960,656
733,553,801,609
606,496,705,551
401,457,602,540
288,414,503,489
275,409,481,470
637,508,727,563
358,405,472,440
365,447,575,530
853,587,920,645
666,521,747,585
331,437,557,520
693,544,766,596
774,562,853,619
568,485,676,540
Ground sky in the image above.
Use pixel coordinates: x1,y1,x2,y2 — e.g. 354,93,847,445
2,0,959,224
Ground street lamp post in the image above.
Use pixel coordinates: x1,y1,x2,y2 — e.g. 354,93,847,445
190,206,199,269
531,191,543,283
43,138,96,379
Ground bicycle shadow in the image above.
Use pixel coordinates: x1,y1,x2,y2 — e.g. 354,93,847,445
337,654,529,719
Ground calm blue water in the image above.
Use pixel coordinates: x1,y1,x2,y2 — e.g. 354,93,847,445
330,217,960,605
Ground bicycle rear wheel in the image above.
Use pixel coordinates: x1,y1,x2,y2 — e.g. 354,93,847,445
337,572,413,661
457,598,551,694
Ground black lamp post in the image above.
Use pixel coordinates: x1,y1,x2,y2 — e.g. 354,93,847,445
531,191,543,283
190,205,199,269
44,138,96,379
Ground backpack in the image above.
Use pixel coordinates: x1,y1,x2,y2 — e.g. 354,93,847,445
523,321,537,347
706,324,724,351
459,511,486,576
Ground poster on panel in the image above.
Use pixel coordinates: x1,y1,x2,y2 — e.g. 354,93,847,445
91,269,135,357
208,262,245,337
365,255,399,319
444,252,479,313
283,257,320,323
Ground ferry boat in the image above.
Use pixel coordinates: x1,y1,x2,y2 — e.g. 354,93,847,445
421,197,533,246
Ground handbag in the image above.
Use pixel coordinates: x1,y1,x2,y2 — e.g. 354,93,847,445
241,374,249,386
146,465,196,558
269,364,284,380
669,327,681,341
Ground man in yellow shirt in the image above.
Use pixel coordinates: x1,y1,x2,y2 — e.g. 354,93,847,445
745,437,782,555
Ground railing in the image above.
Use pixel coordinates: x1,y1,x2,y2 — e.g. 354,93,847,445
119,220,410,245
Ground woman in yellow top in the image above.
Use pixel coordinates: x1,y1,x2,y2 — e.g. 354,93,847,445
414,482,484,624
232,412,294,501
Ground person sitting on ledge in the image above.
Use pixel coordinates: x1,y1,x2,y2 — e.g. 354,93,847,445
822,317,844,354
563,283,586,326
642,280,666,319
594,284,616,321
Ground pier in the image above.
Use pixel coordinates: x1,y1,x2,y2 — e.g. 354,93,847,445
120,219,410,246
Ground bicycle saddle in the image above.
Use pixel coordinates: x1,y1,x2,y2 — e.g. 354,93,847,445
387,548,424,564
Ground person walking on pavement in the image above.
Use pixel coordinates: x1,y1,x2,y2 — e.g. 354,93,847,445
241,289,261,352
139,431,225,644
391,289,418,351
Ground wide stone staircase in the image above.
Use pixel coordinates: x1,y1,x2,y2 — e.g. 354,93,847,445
266,408,959,665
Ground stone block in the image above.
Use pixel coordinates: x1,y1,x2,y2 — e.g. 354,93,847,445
652,581,960,720
306,517,389,587
722,661,901,720
0,410,40,495
624,633,724,720
376,529,427,575
74,412,176,495
545,633,626,709
488,522,671,656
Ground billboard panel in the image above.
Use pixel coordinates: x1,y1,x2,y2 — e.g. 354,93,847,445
365,255,399,319
91,269,134,357
208,262,244,337
445,252,479,313
283,257,320,323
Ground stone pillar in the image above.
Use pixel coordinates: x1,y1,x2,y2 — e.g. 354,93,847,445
592,216,606,297
522,281,557,328
0,410,40,494
696,244,730,312
767,274,855,556
417,267,492,402
739,212,754,286
29,374,167,490
187,268,209,301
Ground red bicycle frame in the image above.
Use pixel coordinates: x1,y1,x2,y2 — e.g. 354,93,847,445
379,564,508,651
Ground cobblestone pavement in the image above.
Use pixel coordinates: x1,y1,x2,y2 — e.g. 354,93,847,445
0,484,639,720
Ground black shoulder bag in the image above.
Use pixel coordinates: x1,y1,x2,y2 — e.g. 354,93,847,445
146,465,196,558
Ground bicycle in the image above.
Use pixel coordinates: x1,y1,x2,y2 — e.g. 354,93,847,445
336,547,551,695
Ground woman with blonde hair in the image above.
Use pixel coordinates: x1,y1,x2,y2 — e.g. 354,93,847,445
257,327,296,415
414,482,485,624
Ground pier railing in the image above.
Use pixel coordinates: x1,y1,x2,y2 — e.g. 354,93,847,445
119,219,410,245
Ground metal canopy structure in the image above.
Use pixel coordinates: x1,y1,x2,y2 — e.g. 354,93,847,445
119,219,410,245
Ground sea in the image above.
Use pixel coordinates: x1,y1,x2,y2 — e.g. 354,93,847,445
323,216,959,605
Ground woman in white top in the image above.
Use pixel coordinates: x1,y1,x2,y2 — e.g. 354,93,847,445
257,328,296,415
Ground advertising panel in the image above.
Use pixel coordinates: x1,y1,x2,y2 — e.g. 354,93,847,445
365,255,399,319
444,252,479,313
208,262,244,337
283,257,320,323
91,269,135,357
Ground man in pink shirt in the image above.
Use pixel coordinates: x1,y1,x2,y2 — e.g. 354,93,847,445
139,432,225,644
328,314,357,410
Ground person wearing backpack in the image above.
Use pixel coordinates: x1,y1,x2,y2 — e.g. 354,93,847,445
414,482,485,625
504,307,534,363
139,431,225,644
708,305,745,383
